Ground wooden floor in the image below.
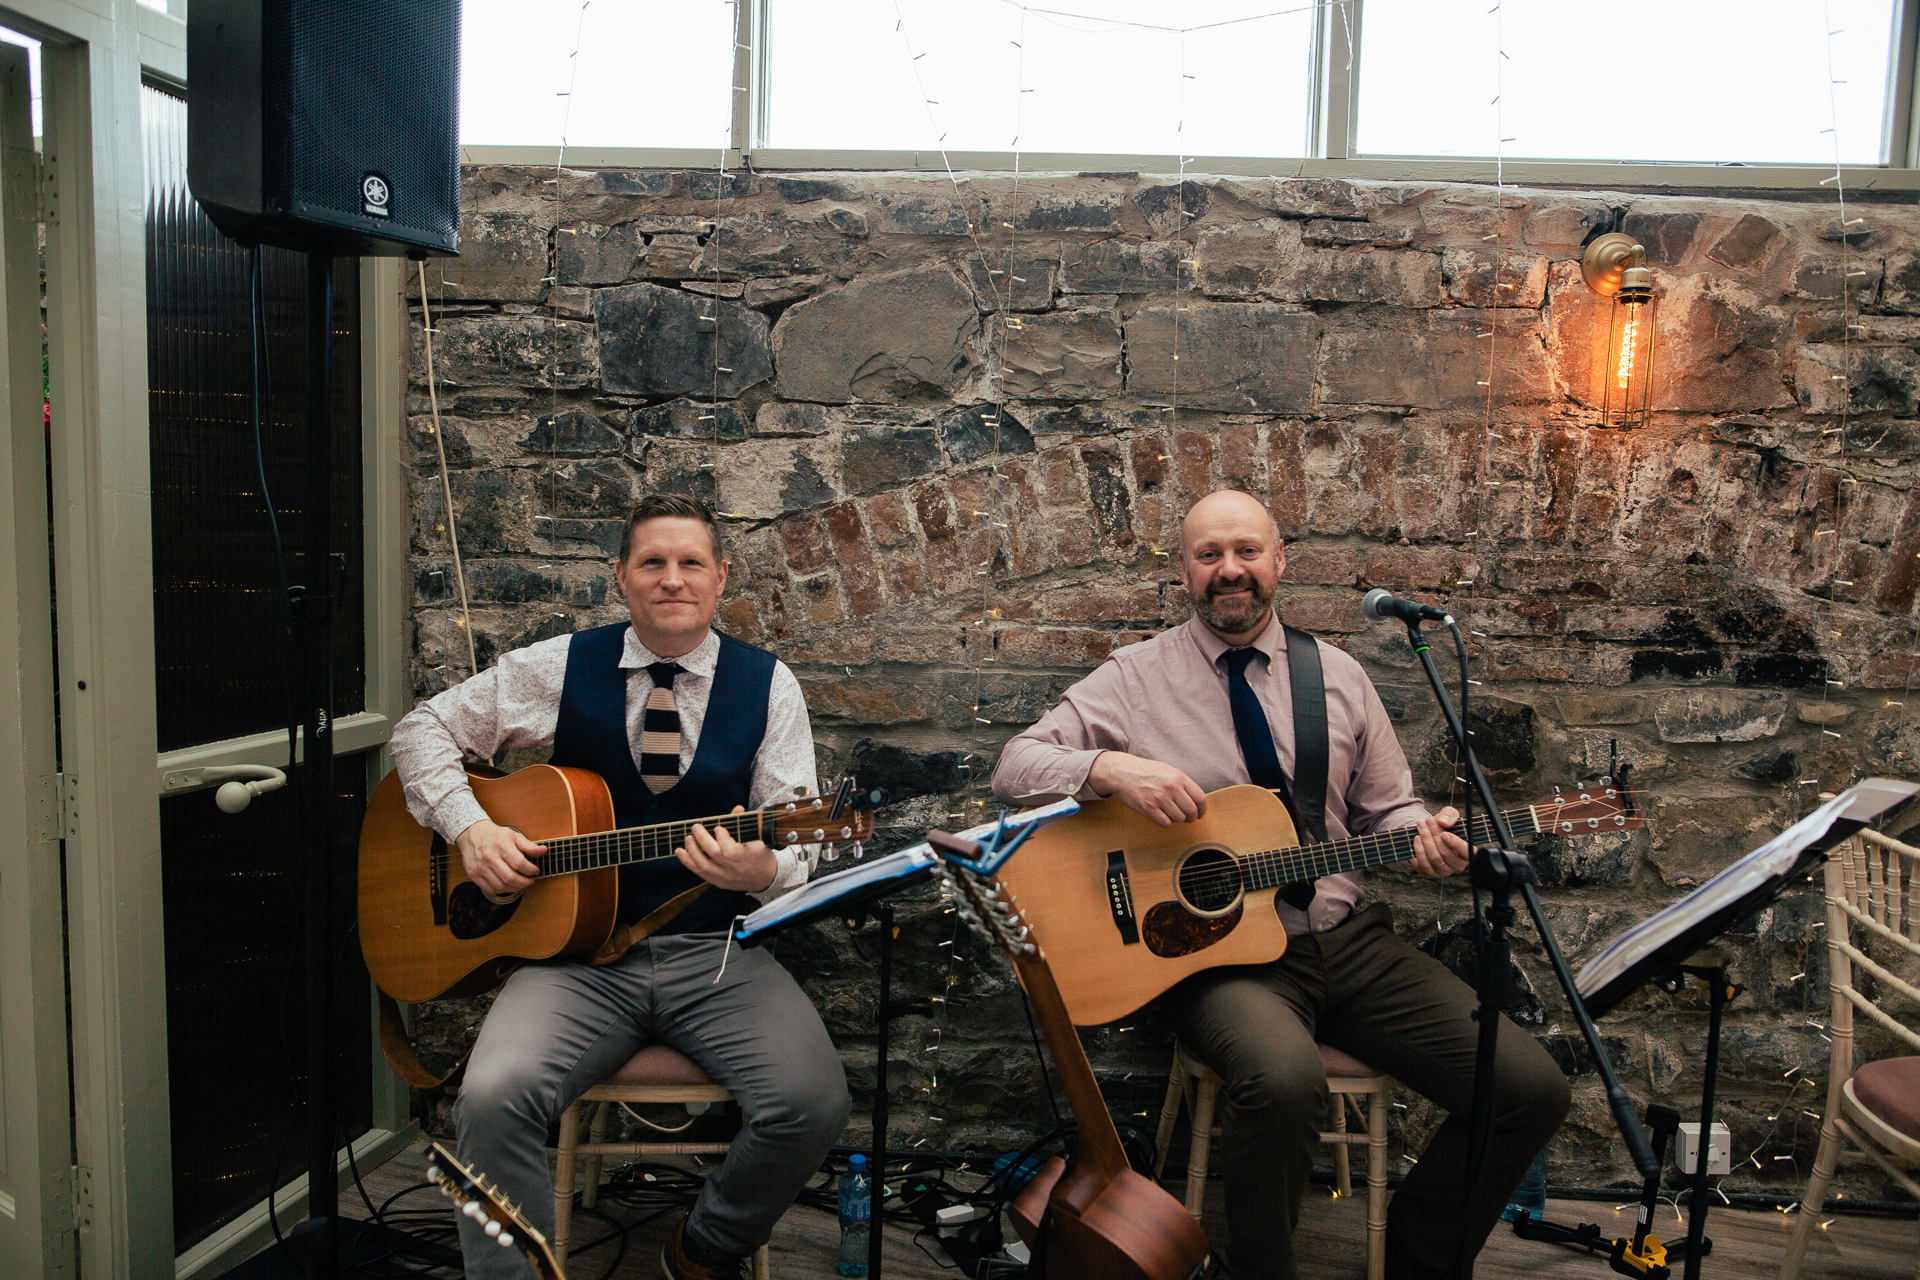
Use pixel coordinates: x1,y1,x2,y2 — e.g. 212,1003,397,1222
298,1137,1912,1280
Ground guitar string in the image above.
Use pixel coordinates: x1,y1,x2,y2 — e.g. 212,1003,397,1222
1169,806,1540,895
1166,794,1638,897
529,807,859,875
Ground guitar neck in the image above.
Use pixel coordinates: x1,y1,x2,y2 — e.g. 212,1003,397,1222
1006,946,1133,1185
1244,803,1547,891
533,810,767,877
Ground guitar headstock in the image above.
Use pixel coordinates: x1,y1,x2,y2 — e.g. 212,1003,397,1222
425,1142,564,1280
1538,773,1644,836
927,829,1037,962
768,777,885,862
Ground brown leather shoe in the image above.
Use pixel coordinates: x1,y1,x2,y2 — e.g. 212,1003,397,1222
660,1219,746,1280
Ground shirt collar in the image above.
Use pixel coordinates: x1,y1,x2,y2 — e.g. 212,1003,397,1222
620,626,719,677
1187,610,1285,668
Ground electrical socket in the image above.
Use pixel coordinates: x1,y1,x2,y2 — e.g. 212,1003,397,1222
1676,1122,1731,1176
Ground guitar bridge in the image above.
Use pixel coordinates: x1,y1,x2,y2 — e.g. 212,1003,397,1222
1104,850,1139,945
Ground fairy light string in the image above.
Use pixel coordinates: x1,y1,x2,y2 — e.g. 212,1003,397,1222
886,0,1026,1137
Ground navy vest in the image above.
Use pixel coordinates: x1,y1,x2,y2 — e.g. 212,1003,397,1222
550,623,778,935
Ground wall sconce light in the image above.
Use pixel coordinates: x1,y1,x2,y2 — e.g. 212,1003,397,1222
1581,231,1657,429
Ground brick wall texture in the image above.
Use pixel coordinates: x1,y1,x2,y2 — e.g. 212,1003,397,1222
404,167,1920,1198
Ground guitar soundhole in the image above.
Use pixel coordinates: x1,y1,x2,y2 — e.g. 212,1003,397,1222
1175,845,1244,916
446,882,522,940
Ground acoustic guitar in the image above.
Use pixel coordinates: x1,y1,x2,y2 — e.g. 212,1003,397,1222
425,1141,564,1280
358,766,877,1002
995,780,1642,1026
930,828,1211,1280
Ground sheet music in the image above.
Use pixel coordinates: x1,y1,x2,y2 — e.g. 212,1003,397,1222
1575,778,1919,1001
736,798,1082,940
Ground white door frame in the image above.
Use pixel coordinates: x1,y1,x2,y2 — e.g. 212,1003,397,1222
0,31,75,1280
0,5,412,1276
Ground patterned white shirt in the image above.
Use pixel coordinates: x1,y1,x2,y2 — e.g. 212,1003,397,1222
388,626,820,903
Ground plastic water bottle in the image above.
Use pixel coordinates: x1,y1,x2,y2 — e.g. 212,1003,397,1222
835,1153,871,1276
1501,1151,1549,1223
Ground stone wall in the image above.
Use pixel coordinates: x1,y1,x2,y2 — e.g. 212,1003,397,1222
405,165,1920,1200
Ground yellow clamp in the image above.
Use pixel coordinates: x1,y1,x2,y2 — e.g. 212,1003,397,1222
1614,1232,1667,1276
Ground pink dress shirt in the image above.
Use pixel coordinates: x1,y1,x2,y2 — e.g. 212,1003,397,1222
990,612,1432,935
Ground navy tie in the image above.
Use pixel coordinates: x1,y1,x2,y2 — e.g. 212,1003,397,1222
1222,647,1316,912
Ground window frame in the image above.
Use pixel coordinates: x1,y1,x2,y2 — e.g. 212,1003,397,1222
458,0,1920,191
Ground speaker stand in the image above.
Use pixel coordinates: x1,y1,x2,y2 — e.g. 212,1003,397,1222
288,248,339,1280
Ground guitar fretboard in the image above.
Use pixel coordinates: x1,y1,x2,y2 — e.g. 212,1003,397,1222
1240,804,1552,891
533,812,767,876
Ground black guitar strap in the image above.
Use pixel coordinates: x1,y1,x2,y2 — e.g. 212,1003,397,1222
1283,624,1330,843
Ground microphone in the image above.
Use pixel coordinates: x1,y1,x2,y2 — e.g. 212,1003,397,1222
1361,588,1450,625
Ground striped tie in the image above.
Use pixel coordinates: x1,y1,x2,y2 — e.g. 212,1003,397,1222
639,662,685,794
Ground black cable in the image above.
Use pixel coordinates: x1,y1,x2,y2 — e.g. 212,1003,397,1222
247,243,298,772
1017,987,1064,1130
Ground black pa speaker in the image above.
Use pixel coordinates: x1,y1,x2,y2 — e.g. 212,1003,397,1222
188,0,461,258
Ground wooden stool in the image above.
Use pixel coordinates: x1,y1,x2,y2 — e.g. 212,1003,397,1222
1154,1040,1392,1280
553,1044,772,1280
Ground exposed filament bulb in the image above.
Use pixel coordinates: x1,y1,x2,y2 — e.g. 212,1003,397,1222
1616,304,1641,391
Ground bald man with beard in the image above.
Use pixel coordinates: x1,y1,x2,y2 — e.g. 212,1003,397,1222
992,489,1569,1280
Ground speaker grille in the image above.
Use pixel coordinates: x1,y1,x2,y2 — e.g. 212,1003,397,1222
277,0,460,248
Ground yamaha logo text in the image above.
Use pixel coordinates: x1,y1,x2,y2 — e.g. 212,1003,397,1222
361,172,391,218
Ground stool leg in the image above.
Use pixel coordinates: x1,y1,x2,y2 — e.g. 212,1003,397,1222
554,1101,583,1269
1330,1087,1353,1201
1153,1066,1186,1182
1366,1084,1389,1280
1186,1072,1218,1220
753,1242,771,1280
581,1100,609,1210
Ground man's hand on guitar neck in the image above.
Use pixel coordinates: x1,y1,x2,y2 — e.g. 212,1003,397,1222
680,805,780,894
1410,807,1471,879
456,819,547,895
1088,751,1210,827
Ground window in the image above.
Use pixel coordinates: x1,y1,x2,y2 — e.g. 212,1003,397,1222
1357,0,1900,165
766,0,1313,158
454,0,1920,180
459,0,734,150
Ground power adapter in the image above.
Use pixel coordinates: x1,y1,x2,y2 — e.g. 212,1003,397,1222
938,1213,1006,1273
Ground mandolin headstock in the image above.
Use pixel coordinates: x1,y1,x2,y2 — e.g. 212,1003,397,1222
425,1142,563,1280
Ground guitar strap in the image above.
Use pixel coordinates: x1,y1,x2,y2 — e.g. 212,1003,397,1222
375,883,713,1088
1282,624,1330,843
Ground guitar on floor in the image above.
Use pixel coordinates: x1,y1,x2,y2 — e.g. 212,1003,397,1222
994,775,1642,1026
359,766,880,1002
929,825,1211,1280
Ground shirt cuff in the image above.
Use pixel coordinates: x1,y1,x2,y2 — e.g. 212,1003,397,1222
435,793,492,846
750,843,811,905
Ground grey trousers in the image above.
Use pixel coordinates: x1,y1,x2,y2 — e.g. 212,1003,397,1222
452,932,850,1279
1162,902,1571,1280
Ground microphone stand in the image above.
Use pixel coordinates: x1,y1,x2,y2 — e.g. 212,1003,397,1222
1397,617,1659,1280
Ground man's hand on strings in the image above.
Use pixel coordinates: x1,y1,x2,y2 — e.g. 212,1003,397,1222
457,818,547,896
680,805,780,893
1410,806,1472,879
1089,751,1208,827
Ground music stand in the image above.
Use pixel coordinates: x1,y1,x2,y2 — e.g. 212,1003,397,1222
1569,779,1919,1280
733,801,1078,1280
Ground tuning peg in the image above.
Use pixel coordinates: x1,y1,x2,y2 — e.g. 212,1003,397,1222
485,1220,504,1238
498,1231,516,1248
849,841,865,861
821,844,840,863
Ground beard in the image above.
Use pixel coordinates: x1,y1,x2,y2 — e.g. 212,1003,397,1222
1195,574,1275,634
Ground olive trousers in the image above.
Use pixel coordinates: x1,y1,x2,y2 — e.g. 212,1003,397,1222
1162,902,1571,1280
